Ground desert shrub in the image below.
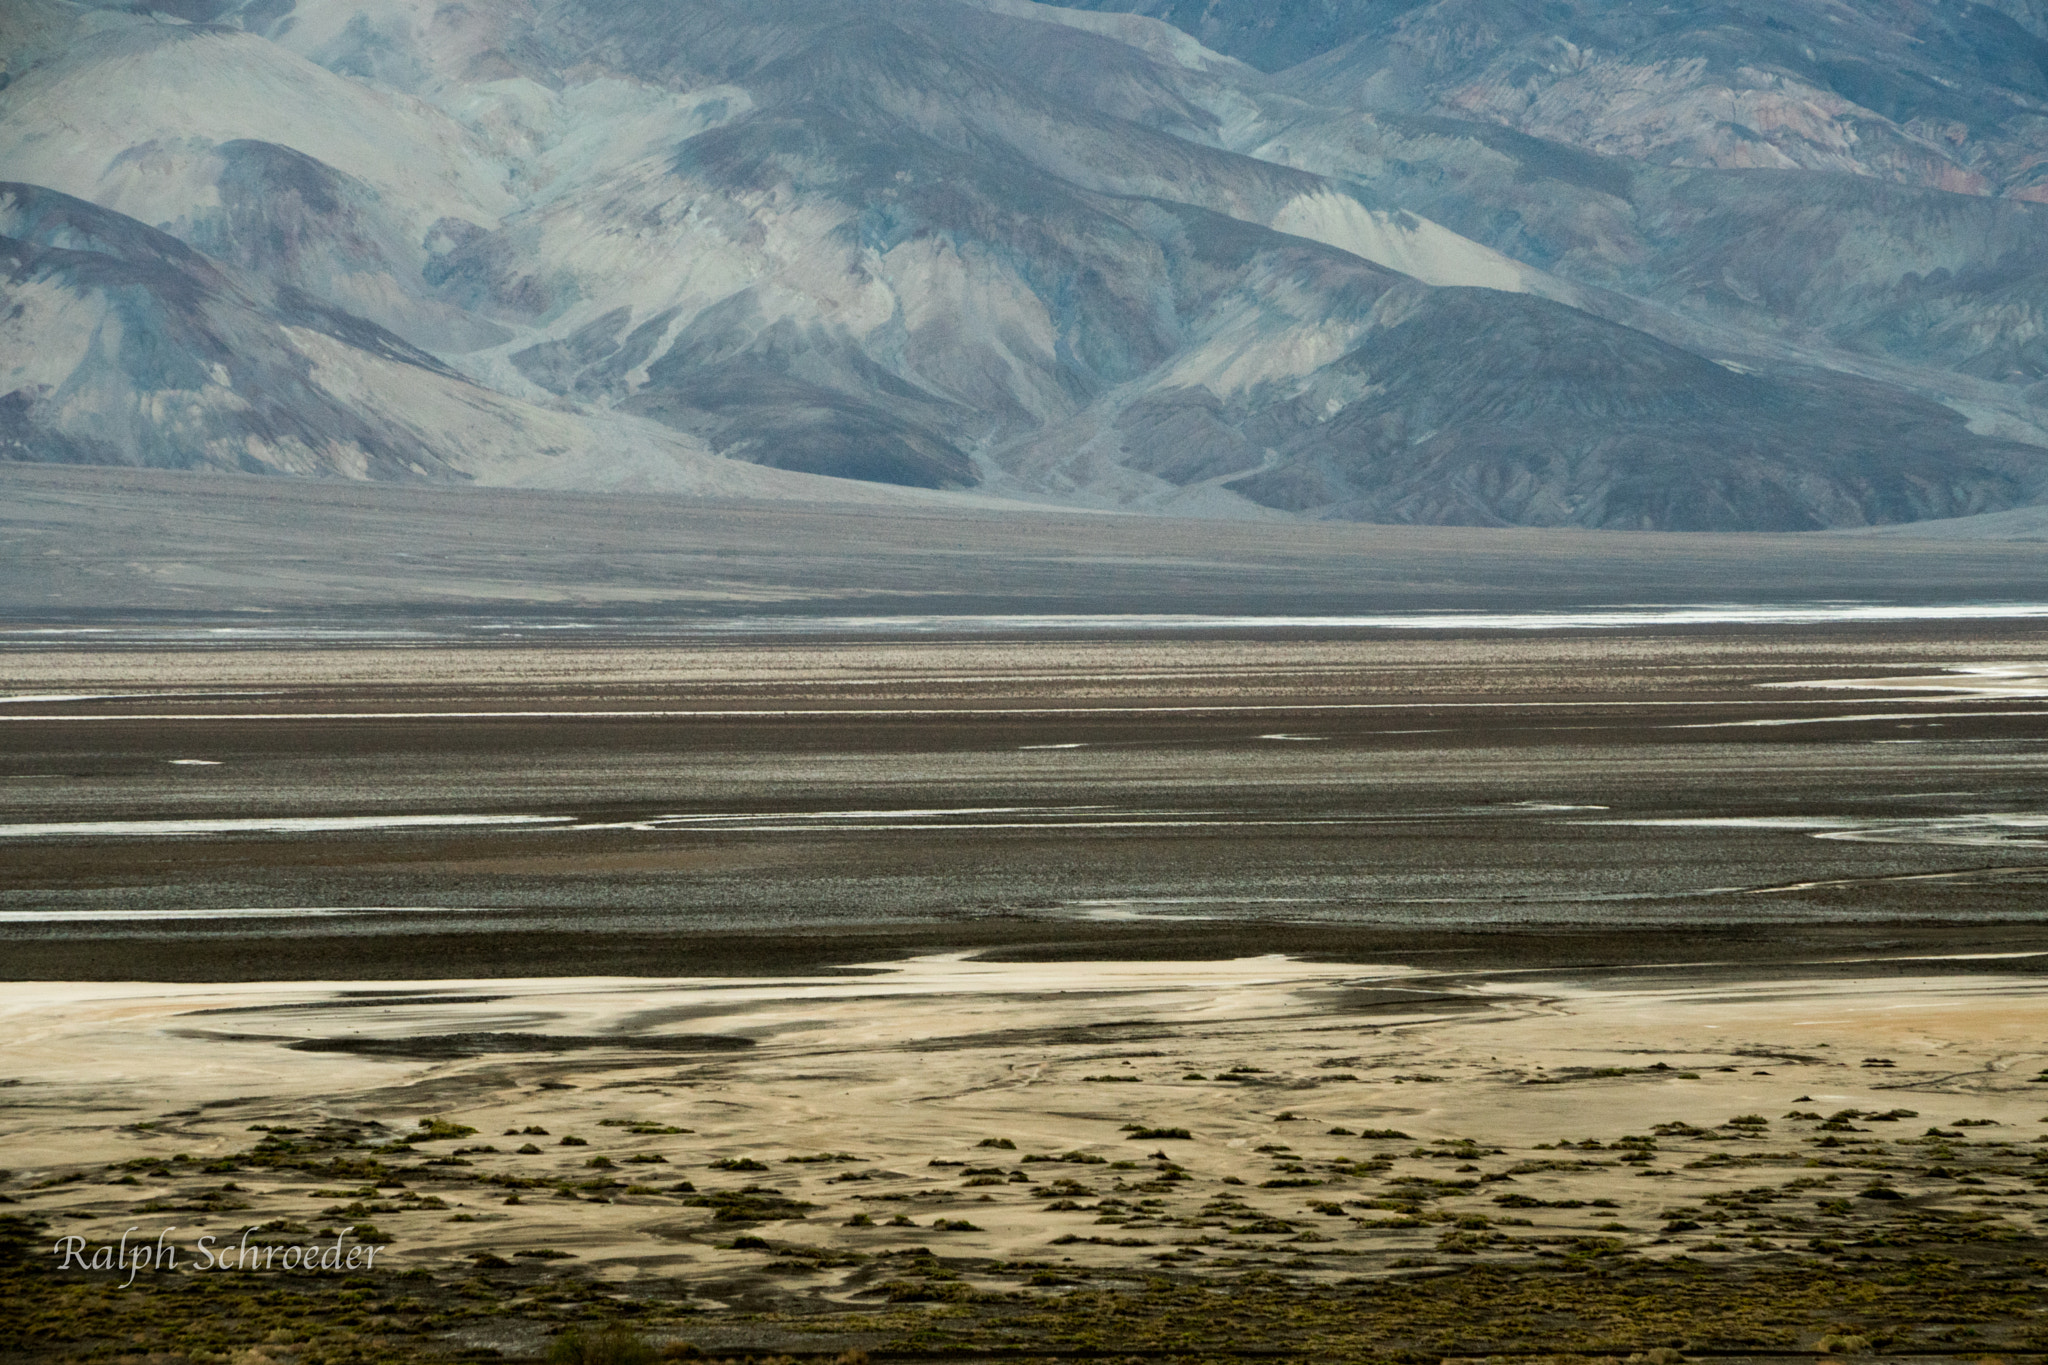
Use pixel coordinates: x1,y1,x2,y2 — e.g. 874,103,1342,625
548,1327,658,1365
413,1117,477,1142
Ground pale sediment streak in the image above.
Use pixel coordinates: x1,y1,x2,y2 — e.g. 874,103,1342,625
0,814,574,839
6,603,2048,648
10,806,2044,845
1590,814,2048,848
0,805,1500,842
10,697,2046,722
0,906,473,922
1763,662,2048,701
0,692,283,705
696,604,2048,632
572,806,1371,832
0,806,1344,842
1669,709,2048,728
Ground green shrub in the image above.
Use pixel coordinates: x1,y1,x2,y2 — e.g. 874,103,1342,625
547,1327,658,1365
413,1117,477,1142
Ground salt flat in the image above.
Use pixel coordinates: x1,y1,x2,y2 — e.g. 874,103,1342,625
4,627,2048,977
4,483,2047,1357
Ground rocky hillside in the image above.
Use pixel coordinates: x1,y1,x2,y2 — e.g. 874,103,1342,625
3,0,2047,528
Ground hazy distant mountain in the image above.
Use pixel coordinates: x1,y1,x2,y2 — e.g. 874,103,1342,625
3,0,2047,528
1074,0,2048,197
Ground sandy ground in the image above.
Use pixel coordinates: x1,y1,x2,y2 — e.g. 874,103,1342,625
5,949,2045,1312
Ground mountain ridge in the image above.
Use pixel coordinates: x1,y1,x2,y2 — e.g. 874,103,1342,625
4,0,2048,530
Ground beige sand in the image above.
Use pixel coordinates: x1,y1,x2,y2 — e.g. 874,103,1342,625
4,952,2045,1303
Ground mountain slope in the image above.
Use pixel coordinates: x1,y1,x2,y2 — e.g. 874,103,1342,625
0,182,991,502
1073,0,2048,200
997,281,2047,529
1219,287,2042,530
5,0,2048,529
1236,107,2048,391
0,180,471,478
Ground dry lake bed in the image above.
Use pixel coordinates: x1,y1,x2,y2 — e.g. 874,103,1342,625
3,620,2047,1363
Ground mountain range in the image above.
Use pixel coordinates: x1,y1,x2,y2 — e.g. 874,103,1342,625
5,0,2048,530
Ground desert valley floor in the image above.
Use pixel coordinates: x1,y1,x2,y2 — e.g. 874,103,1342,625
1,619,2046,1361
